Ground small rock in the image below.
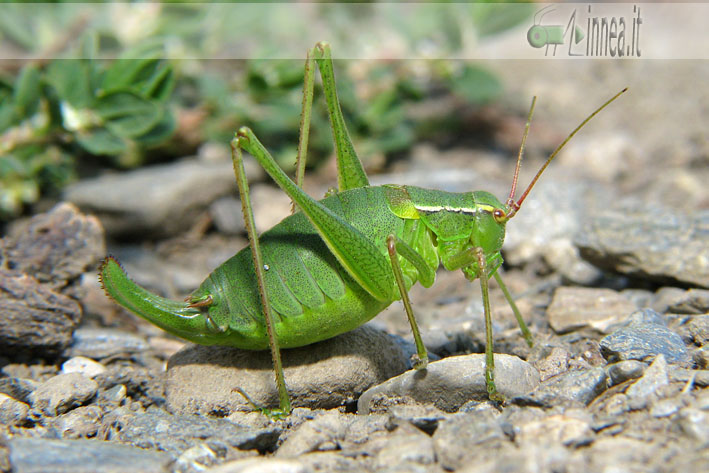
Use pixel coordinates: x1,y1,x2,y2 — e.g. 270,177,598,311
0,377,38,404
205,457,306,473
599,322,690,364
624,308,667,327
0,393,30,426
175,443,221,472
675,408,709,443
685,315,709,346
533,346,571,382
373,425,436,470
51,405,103,439
2,202,105,288
29,373,98,416
8,437,172,473
167,326,408,414
546,287,636,334
518,367,607,407
695,346,709,369
0,270,82,356
62,356,107,378
516,413,593,447
276,411,351,458
432,410,506,471
663,288,709,314
103,407,280,458
64,158,238,239
650,398,681,418
67,328,149,360
625,354,669,406
387,404,447,435
576,202,709,288
607,360,646,386
100,384,127,404
358,354,540,413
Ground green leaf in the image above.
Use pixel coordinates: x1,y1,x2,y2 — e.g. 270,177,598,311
140,63,174,102
102,58,161,93
13,64,41,116
470,2,535,38
94,91,161,138
449,65,502,105
45,60,94,108
133,109,176,147
76,128,127,156
0,99,17,132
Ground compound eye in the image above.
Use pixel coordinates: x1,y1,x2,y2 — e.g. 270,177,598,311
493,208,506,223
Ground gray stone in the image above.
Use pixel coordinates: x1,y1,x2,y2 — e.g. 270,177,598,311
210,196,245,235
276,410,351,458
664,288,709,314
607,360,646,386
67,328,149,360
373,425,436,471
1,202,105,288
51,405,103,439
0,270,82,356
675,407,709,443
167,325,408,414
533,346,571,382
516,413,594,447
519,367,607,407
0,393,30,426
103,407,280,457
61,356,107,378
100,384,127,404
205,458,307,473
685,314,709,346
29,373,98,416
576,202,709,288
8,438,172,473
546,287,636,334
64,157,239,238
625,354,669,403
0,377,38,404
358,354,540,413
432,410,506,471
624,308,667,327
599,322,690,364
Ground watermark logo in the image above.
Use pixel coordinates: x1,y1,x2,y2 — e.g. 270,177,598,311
527,4,643,57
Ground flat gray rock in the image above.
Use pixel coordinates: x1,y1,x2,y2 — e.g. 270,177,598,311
546,287,636,334
358,354,540,413
29,373,98,417
64,157,238,238
599,322,690,364
8,438,172,473
576,202,709,288
166,325,409,414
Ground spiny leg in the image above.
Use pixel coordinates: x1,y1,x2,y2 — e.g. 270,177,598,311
292,48,316,196
231,138,291,417
476,248,505,402
310,42,369,191
386,235,433,369
493,272,533,348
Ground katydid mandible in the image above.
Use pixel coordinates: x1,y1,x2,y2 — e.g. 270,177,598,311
99,42,627,416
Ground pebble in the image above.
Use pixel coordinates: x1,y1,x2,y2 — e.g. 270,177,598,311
358,354,540,413
650,398,681,418
516,413,594,447
0,269,82,356
62,356,107,378
103,407,281,458
599,322,690,364
607,360,646,386
204,458,306,473
372,424,436,471
276,411,351,458
533,346,571,381
546,287,636,334
576,202,709,288
29,373,98,416
167,325,408,414
8,437,172,473
100,384,127,404
685,314,709,346
518,367,607,407
0,393,30,426
50,405,103,439
210,196,245,235
67,328,150,360
661,288,709,314
675,408,709,443
0,377,38,404
625,354,669,408
432,410,506,471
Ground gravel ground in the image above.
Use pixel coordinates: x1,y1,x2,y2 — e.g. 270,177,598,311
1,41,708,473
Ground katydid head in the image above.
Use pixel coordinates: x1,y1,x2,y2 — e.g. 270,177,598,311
502,88,628,221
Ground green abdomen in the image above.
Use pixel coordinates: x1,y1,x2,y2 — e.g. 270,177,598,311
197,186,419,349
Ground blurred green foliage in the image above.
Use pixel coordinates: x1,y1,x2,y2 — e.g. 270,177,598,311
0,1,532,219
